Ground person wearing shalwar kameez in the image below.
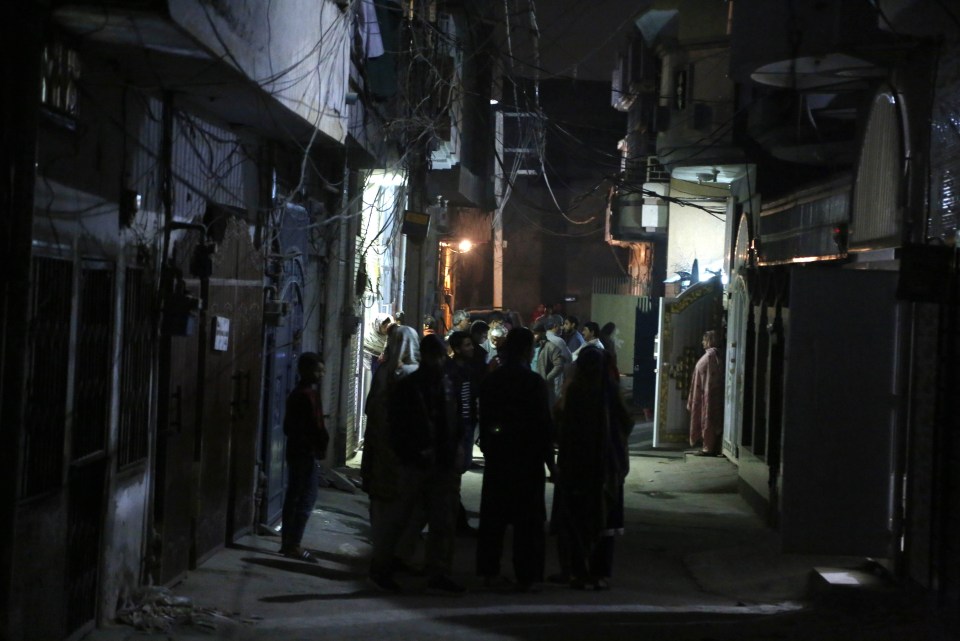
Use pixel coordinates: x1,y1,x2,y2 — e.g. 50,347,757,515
687,330,725,456
363,325,421,590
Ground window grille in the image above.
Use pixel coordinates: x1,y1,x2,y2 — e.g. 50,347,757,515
21,257,73,499
72,265,114,461
41,41,80,118
501,112,542,177
118,268,154,468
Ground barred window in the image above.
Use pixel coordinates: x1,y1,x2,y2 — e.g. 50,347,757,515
72,264,115,461
118,268,154,468
41,40,80,118
21,257,73,499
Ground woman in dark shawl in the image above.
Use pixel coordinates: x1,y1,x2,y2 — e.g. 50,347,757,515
551,345,632,590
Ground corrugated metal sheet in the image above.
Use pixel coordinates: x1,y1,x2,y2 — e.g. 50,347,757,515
171,111,246,223
850,90,903,249
758,179,850,266
930,46,960,243
346,231,365,458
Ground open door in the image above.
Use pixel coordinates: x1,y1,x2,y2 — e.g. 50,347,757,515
653,278,724,448
781,267,900,556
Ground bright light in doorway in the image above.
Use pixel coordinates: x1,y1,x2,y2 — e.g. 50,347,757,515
458,239,473,253
366,170,406,186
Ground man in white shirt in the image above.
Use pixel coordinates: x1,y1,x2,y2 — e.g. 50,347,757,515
536,315,572,405
572,321,604,361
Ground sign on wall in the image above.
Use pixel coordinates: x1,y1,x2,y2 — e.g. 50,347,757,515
212,316,230,351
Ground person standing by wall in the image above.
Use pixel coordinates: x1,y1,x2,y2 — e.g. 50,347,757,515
279,352,329,563
687,330,725,456
363,313,393,376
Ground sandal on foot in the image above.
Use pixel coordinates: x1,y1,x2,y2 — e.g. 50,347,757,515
282,546,319,564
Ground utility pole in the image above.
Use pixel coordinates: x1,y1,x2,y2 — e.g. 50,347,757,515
400,2,440,330
493,110,504,309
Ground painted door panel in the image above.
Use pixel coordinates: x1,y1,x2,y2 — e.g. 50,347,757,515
781,267,899,556
155,329,199,584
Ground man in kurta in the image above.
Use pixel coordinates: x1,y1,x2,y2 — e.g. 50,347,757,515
687,330,724,456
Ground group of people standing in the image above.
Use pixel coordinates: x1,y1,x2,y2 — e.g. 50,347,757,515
355,309,633,593
529,313,631,590
277,309,724,595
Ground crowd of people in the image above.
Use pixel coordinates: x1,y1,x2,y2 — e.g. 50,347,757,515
278,306,723,594
344,308,633,593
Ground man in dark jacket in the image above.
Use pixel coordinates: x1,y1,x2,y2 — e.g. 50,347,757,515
447,331,480,535
384,334,465,593
280,352,329,563
476,327,555,591
470,319,490,370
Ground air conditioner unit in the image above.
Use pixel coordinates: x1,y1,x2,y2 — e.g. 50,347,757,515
640,182,669,228
609,183,668,241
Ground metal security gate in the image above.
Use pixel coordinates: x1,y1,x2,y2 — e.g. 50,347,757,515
652,277,725,448
156,214,264,575
195,216,263,558
65,460,106,634
65,263,113,634
226,272,265,541
22,257,72,498
155,288,200,584
633,297,658,411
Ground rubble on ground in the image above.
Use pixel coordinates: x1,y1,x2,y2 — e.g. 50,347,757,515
116,586,254,634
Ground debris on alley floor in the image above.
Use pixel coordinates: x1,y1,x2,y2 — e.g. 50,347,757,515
116,586,256,634
318,466,361,493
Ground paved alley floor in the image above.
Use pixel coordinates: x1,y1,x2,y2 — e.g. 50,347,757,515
85,423,952,641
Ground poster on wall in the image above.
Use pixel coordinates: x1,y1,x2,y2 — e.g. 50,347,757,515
213,316,230,351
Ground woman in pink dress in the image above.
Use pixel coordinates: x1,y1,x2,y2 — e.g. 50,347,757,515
687,330,724,456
